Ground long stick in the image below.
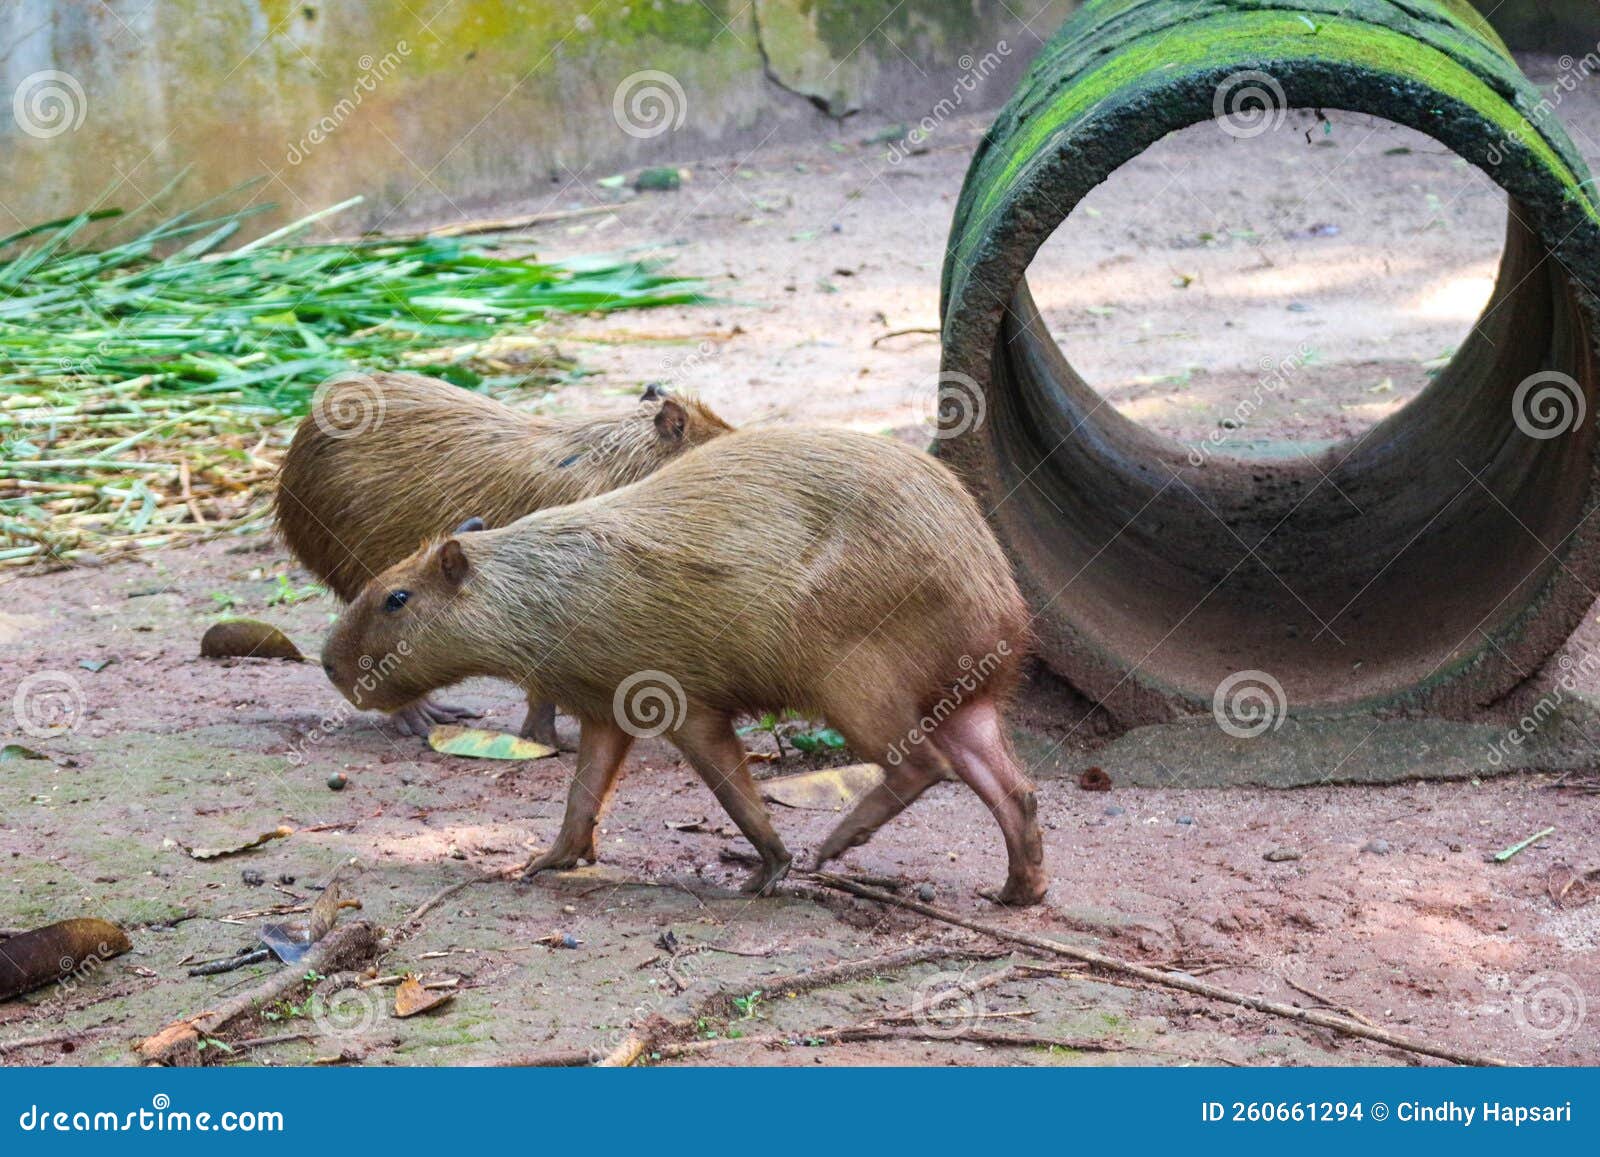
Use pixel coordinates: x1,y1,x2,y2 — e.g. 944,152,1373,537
810,874,1508,1067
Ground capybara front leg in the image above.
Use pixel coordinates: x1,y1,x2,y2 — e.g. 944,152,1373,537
518,718,633,877
671,713,792,895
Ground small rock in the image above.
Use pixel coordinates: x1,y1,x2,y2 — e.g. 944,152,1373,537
1104,805,1126,817
1362,838,1392,855
278,874,296,886
558,933,581,949
915,883,936,902
241,869,265,886
327,771,347,791
562,904,577,915
1264,847,1301,863
1176,815,1195,826
448,843,466,860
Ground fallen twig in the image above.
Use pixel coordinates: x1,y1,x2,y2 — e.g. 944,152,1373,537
420,203,629,238
870,326,941,347
187,948,272,977
810,874,1508,1067
1281,977,1376,1027
0,1027,99,1054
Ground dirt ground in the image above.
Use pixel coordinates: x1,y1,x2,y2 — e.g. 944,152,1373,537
3,60,1599,1067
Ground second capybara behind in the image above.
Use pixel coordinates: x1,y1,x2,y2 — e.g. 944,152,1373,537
274,371,733,740
320,426,1049,905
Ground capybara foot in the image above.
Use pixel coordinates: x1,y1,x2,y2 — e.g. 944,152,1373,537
979,872,1049,907
516,843,591,878
518,705,562,749
741,854,793,897
392,696,479,738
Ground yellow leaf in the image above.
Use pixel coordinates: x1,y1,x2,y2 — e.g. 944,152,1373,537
427,726,557,761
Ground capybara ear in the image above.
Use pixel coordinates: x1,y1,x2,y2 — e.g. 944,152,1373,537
437,539,471,587
655,397,688,441
640,382,666,401
455,516,485,534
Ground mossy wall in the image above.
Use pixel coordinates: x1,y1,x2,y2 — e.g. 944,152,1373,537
0,1,1073,231
0,1,1583,233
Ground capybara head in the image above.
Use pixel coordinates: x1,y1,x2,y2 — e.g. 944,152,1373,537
635,387,731,456
320,520,487,713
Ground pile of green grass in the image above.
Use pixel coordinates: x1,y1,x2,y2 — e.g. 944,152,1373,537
0,193,703,565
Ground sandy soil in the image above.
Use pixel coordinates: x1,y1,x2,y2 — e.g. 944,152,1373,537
2,58,1598,1067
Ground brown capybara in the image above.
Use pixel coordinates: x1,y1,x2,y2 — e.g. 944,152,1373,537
274,371,733,740
320,426,1048,905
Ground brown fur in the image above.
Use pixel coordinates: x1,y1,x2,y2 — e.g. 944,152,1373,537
274,372,732,602
322,426,1048,904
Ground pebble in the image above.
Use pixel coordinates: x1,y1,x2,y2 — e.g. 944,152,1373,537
562,904,577,915
1176,815,1195,825
1104,805,1126,816
559,933,581,950
915,884,936,902
1264,848,1301,863
241,869,265,886
326,771,347,791
1361,838,1392,855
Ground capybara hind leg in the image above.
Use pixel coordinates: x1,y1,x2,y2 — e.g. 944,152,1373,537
518,719,633,877
811,758,945,870
519,696,561,748
933,699,1048,906
671,713,791,895
392,695,481,738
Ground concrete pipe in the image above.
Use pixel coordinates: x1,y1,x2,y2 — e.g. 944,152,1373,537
939,0,1600,726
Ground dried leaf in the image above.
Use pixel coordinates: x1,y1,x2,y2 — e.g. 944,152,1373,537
307,881,343,942
0,918,132,1001
181,824,294,860
1547,863,1600,909
761,763,882,811
0,743,49,762
428,725,556,761
200,619,304,662
393,977,454,1018
1078,766,1112,792
664,817,709,833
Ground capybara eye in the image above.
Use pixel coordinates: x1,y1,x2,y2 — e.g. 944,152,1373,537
384,589,410,613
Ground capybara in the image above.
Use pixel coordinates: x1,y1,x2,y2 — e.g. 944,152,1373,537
320,426,1048,905
274,371,733,740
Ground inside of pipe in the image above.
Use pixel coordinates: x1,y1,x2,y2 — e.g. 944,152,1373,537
989,115,1596,709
